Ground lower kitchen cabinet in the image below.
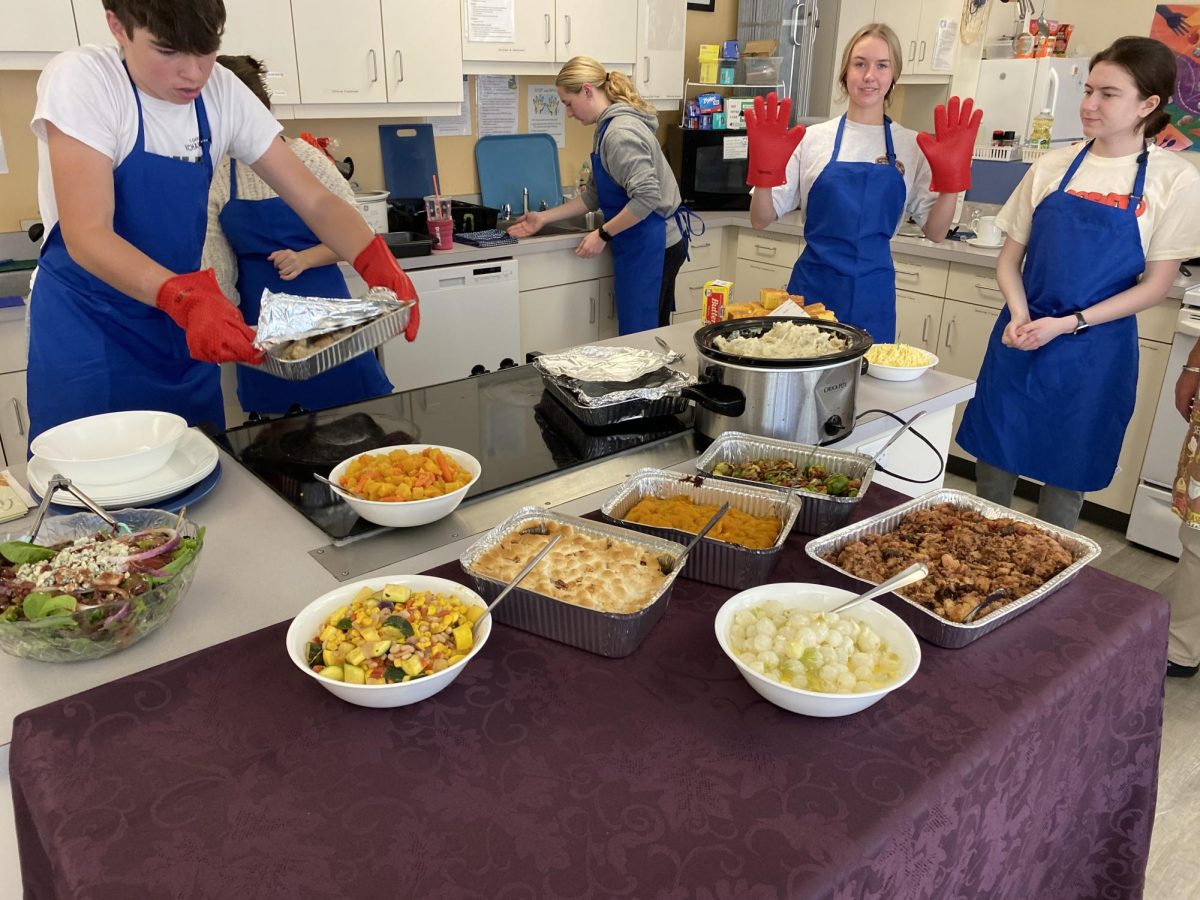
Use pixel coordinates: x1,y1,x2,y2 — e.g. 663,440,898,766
732,259,793,300
673,266,717,324
519,280,602,357
0,370,29,484
598,277,619,340
895,289,944,354
934,298,1001,461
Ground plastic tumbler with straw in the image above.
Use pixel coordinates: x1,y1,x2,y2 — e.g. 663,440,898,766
425,175,454,250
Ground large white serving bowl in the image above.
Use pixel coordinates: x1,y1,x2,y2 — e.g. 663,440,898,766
326,444,482,528
29,410,187,486
714,583,921,717
286,574,492,708
865,352,939,382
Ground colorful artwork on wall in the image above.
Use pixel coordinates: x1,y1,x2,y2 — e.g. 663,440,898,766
1150,4,1200,151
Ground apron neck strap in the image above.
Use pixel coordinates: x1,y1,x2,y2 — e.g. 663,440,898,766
1059,139,1150,215
121,59,147,154
228,158,239,199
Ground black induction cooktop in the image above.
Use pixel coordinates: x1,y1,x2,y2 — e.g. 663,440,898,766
213,365,690,540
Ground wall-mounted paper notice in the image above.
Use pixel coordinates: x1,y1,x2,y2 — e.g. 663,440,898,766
476,75,518,137
0,126,8,175
466,0,515,43
932,19,958,73
429,77,472,136
528,85,565,148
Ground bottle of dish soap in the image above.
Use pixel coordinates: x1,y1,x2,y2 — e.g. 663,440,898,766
578,161,592,197
1029,108,1054,150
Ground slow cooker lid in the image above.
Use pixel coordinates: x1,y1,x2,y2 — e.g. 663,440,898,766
694,317,873,368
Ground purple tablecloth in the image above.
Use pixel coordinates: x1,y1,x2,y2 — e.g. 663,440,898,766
10,487,1169,900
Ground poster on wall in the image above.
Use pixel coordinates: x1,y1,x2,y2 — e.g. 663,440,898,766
1149,4,1200,151
528,86,565,148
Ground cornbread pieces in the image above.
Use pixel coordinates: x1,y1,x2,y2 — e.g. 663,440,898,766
623,495,781,549
823,503,1074,623
472,521,667,614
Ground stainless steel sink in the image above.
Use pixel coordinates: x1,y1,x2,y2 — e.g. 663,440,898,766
496,212,603,238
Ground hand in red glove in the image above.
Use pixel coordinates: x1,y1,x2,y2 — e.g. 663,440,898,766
155,269,263,364
353,235,420,342
916,96,983,194
744,92,806,188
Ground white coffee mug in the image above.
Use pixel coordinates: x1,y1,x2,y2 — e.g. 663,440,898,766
971,214,1003,245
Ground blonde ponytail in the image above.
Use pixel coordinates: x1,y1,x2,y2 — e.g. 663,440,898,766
557,55,656,113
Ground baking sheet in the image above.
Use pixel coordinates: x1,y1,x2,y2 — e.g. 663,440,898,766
459,507,686,658
694,431,875,535
600,469,803,590
252,303,412,381
804,488,1102,648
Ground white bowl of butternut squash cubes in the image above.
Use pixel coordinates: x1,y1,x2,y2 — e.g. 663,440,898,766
287,574,491,708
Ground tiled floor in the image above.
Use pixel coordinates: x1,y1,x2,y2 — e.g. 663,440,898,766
1,477,1196,898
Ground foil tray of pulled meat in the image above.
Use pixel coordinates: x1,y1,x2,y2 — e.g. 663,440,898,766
805,489,1100,648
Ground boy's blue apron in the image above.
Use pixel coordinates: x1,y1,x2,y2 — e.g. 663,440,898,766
28,63,222,441
786,115,907,342
957,141,1147,492
592,118,696,335
218,157,392,414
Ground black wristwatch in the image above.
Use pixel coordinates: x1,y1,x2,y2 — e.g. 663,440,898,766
1072,311,1090,335
597,224,614,242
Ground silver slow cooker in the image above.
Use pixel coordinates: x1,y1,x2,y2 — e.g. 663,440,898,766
689,318,873,445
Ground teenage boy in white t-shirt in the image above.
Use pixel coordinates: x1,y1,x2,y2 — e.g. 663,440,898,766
27,0,419,439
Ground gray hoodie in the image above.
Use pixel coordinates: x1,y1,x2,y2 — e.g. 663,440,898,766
581,103,683,246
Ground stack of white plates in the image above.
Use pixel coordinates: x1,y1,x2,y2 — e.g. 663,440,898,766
27,430,220,509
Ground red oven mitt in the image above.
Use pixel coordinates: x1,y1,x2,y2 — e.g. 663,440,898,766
916,96,983,193
156,269,263,364
744,92,807,188
353,235,421,342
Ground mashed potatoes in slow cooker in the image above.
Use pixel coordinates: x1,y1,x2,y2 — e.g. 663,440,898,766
713,321,847,360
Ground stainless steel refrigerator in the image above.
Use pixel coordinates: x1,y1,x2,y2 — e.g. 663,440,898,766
737,0,861,121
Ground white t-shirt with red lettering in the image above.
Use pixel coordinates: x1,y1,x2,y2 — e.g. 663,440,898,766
31,44,282,237
996,142,1200,262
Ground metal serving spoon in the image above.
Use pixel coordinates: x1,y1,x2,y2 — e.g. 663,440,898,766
312,472,351,496
473,533,563,636
826,562,929,615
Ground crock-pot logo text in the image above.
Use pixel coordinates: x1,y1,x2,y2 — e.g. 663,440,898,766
821,381,848,395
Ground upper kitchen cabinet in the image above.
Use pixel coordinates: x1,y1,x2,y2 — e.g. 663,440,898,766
887,0,958,80
0,0,77,67
382,1,464,103
291,0,387,103
460,0,636,74
635,0,685,103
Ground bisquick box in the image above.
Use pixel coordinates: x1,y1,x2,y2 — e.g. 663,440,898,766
702,279,734,324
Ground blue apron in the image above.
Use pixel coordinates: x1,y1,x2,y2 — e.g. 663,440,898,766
28,64,223,441
593,118,693,335
957,141,1147,492
219,157,393,414
787,115,908,342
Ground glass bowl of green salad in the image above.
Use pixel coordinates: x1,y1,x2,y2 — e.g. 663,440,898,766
0,508,205,662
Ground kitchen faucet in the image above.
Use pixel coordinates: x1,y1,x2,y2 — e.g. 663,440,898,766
522,186,530,215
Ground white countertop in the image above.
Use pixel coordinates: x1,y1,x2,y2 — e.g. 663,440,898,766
0,319,973,744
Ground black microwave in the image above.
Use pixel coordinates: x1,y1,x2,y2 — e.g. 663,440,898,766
669,127,752,211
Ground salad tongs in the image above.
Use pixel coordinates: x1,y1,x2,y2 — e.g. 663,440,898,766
25,475,128,544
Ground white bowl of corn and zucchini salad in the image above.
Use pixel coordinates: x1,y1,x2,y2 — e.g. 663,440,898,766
286,574,491,708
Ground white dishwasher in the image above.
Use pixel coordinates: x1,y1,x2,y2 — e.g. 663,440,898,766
378,258,522,392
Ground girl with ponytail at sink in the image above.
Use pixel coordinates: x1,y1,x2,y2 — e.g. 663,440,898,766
506,56,697,334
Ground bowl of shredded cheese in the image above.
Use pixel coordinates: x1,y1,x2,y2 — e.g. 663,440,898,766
864,344,938,381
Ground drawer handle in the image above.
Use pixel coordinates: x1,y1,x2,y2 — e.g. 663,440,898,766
922,314,931,343
946,319,956,349
754,243,778,257
895,267,920,279
12,398,24,437
368,49,378,83
973,282,1003,295
692,241,711,250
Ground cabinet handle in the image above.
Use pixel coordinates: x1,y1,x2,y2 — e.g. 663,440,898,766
544,13,551,44
922,314,931,343
11,399,24,437
692,241,711,250
895,267,920,279
394,51,403,83
909,40,917,62
945,319,956,350
368,49,378,83
754,243,778,257
973,282,1003,295
919,40,927,62
643,56,650,83
589,295,597,324
564,14,571,45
